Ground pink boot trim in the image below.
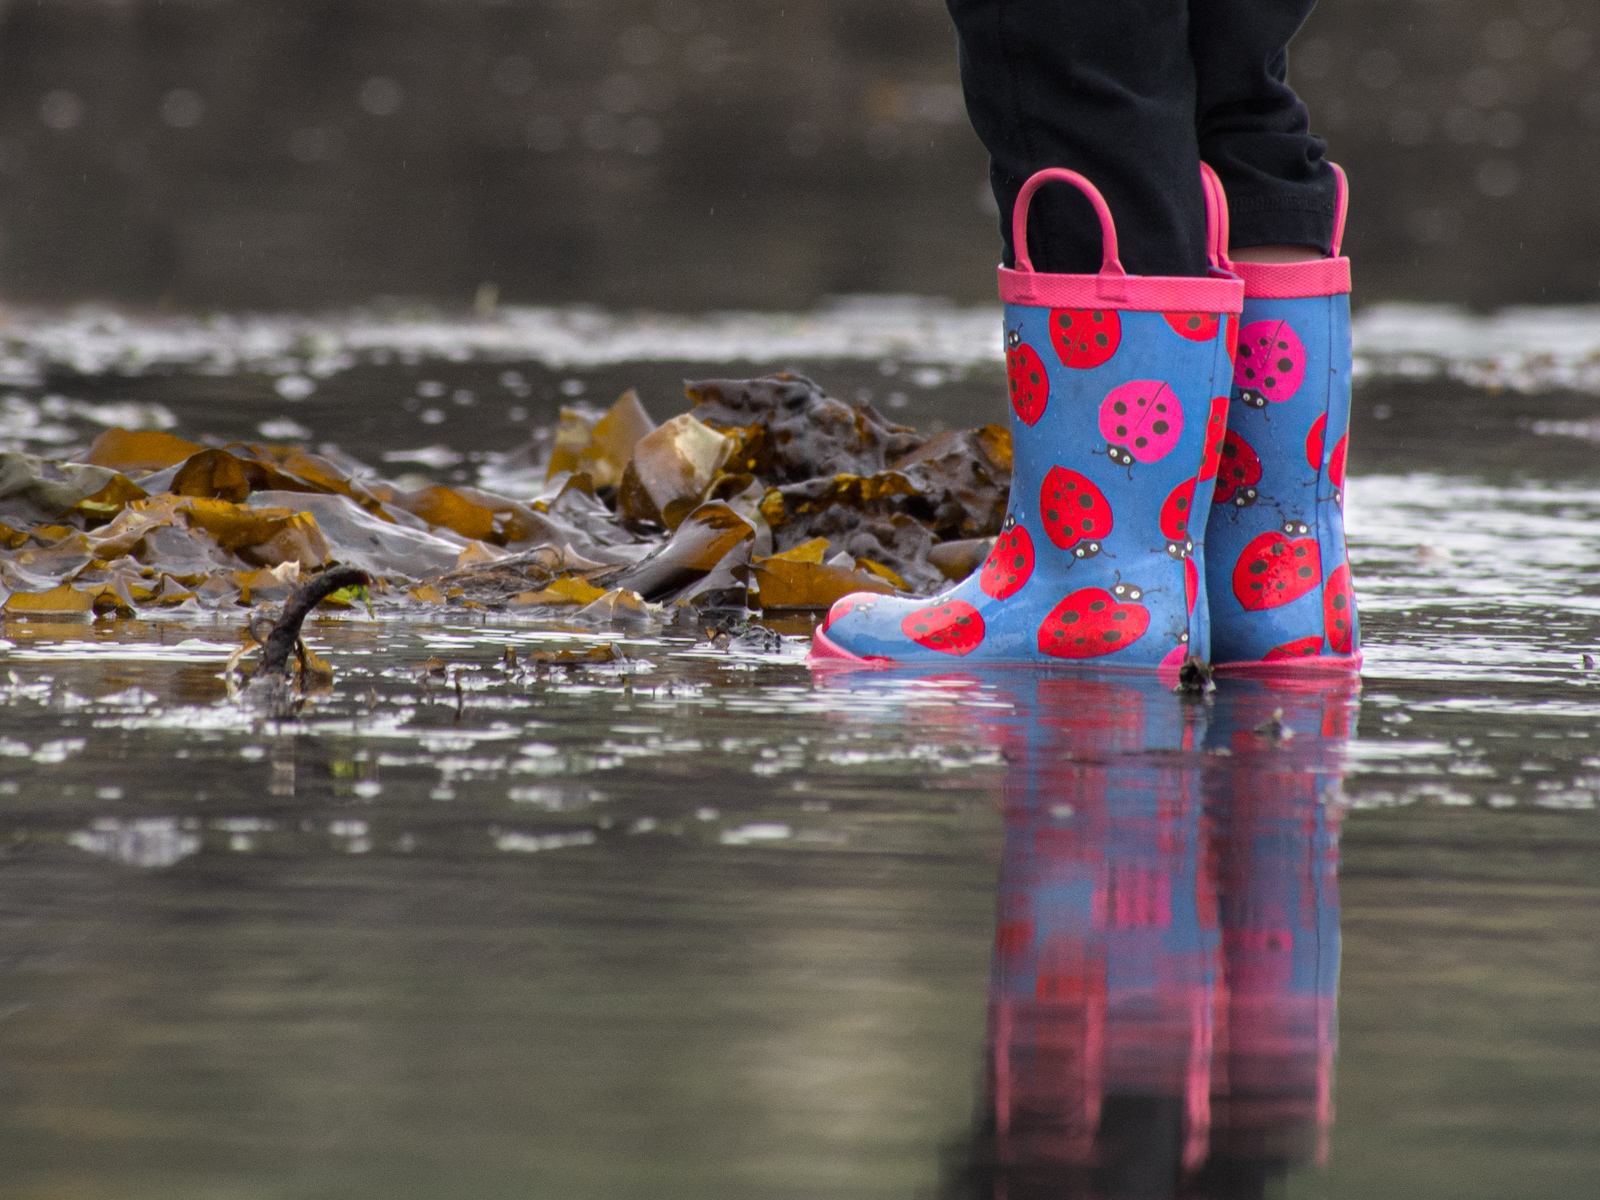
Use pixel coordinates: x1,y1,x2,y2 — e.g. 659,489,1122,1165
807,625,897,668
1213,651,1363,680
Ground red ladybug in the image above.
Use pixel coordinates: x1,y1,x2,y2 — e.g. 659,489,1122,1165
1005,328,1050,426
1039,465,1112,557
980,521,1035,600
1185,556,1199,614
1159,477,1198,559
1232,526,1322,610
901,599,986,655
1212,429,1262,508
823,594,858,632
1163,311,1220,342
1038,586,1150,659
1198,395,1229,482
1264,635,1324,662
1324,563,1355,654
1049,308,1121,369
1306,412,1327,470
1329,433,1348,490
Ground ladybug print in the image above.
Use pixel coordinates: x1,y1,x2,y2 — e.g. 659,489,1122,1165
1329,433,1348,491
1039,466,1112,555
901,599,985,656
1232,529,1322,611
1282,518,1311,537
980,522,1035,600
1037,586,1151,659
1198,395,1229,482
1324,563,1355,654
1005,329,1050,426
1235,318,1306,406
1110,581,1143,602
1306,412,1327,470
823,594,858,632
1159,477,1198,559
1049,308,1121,369
1099,380,1184,467
1264,635,1324,662
1223,313,1240,365
1163,312,1220,342
1212,429,1262,508
1184,557,1199,614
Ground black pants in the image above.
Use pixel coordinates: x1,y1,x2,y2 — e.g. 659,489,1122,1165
947,0,1336,277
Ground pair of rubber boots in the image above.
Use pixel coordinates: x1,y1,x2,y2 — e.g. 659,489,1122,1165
811,165,1359,676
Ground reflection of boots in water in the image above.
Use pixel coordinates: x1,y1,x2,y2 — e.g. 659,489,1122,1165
956,673,1219,1198
940,672,1353,1200
1194,678,1354,1197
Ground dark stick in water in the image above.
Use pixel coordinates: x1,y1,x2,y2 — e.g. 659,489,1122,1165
256,566,371,677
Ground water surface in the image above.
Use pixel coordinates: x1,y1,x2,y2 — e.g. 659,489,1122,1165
3,316,1600,1198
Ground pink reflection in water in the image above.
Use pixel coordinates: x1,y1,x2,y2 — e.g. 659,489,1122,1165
964,673,1353,1200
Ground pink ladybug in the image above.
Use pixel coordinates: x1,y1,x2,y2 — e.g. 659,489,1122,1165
1098,380,1184,467
1234,319,1306,407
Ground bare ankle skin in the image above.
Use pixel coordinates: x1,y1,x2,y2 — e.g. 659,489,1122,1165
1230,244,1325,263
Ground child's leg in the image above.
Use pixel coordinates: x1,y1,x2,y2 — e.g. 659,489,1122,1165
945,0,1210,278
1189,0,1339,256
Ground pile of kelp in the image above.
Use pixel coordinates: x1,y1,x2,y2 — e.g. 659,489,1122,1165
0,375,1011,621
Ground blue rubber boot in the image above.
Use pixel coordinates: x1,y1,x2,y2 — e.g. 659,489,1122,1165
810,169,1242,672
1204,166,1361,674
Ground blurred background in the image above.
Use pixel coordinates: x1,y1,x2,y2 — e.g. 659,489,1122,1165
0,0,1594,314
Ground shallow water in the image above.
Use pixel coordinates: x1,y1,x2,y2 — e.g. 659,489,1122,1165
4,309,1600,1198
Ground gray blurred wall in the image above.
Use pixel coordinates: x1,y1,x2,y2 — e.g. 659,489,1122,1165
0,0,1594,311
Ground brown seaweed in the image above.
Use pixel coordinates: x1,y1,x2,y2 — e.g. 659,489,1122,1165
0,372,1016,620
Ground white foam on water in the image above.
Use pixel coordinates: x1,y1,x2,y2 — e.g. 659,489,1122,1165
7,299,1600,393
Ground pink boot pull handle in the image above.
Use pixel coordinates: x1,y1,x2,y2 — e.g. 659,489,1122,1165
1012,166,1235,290
1011,169,1128,299
1330,162,1348,258
1199,162,1231,272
